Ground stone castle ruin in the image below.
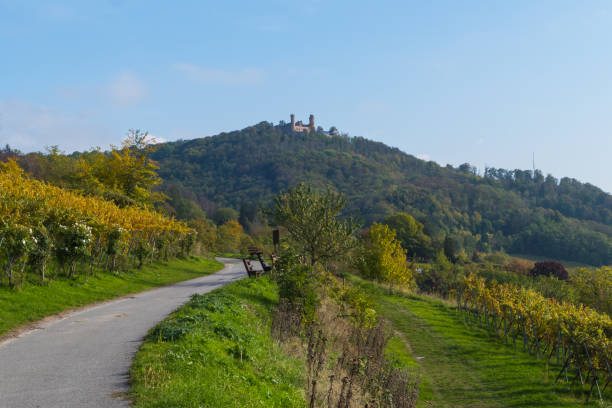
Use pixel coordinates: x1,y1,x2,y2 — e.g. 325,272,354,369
290,113,315,132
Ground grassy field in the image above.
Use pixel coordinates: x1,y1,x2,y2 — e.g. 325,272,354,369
0,256,223,337
129,277,305,408
354,277,606,408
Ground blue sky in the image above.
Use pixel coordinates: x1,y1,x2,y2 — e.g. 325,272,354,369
1,0,611,192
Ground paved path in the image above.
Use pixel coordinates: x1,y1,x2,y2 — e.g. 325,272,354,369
0,258,250,408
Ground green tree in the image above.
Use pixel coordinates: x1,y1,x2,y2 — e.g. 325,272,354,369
443,236,456,263
384,212,433,259
271,183,359,265
213,207,239,225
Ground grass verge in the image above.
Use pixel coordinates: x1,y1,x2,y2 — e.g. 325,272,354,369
0,256,223,337
353,277,603,408
129,277,306,408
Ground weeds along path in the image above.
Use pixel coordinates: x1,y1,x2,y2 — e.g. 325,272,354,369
358,280,597,408
0,258,248,408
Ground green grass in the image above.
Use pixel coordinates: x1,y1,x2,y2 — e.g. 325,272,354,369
0,257,223,337
215,252,248,259
129,277,306,408
354,277,605,408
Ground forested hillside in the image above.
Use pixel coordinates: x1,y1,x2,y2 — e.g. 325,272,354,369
150,122,612,265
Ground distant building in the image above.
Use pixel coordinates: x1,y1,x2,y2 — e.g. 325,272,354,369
290,113,315,133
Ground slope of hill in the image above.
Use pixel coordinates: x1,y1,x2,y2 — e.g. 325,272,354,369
151,122,612,266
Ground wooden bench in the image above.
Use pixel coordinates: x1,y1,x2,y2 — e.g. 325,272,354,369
247,247,261,256
242,258,262,278
256,253,273,272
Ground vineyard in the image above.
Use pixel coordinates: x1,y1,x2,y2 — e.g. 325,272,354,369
457,273,612,402
0,163,194,288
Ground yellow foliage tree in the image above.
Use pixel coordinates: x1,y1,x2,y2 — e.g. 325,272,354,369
93,129,164,208
359,223,413,291
216,220,245,253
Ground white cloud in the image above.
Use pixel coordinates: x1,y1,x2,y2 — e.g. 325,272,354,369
107,72,147,106
173,63,265,85
0,100,112,153
146,134,166,144
417,153,431,161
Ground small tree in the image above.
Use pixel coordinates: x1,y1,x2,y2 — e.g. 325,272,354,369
28,225,52,281
1,222,33,288
358,223,413,291
179,231,197,257
105,226,123,271
271,184,359,266
93,129,164,208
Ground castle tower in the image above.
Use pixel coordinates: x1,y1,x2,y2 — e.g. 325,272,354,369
290,114,295,130
309,114,315,131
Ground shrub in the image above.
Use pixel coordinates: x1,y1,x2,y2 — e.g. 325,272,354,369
149,321,190,342
505,258,533,276
530,261,568,280
571,267,612,315
277,264,319,324
414,252,461,296
133,239,152,268
54,221,93,278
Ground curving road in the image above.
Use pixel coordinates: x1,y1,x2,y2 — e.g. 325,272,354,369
0,258,250,408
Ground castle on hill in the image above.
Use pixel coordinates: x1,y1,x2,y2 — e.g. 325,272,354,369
285,113,339,136
290,113,315,132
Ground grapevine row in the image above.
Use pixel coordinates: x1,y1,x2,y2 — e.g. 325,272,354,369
0,169,195,286
457,273,612,401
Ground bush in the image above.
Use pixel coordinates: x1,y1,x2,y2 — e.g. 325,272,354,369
277,264,319,324
530,261,568,280
414,252,461,296
571,267,612,315
54,221,93,278
133,239,152,268
504,258,533,276
531,275,575,303
149,321,190,342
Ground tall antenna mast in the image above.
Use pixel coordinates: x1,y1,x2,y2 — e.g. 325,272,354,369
532,152,535,173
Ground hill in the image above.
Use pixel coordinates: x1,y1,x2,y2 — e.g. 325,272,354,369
151,122,612,266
